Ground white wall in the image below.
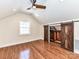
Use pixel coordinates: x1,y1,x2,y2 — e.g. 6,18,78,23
74,21,79,54
0,13,44,48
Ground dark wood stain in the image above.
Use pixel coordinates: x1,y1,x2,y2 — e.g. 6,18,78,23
50,30,61,42
44,25,48,42
61,22,74,51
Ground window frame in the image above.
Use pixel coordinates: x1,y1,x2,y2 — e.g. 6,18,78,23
19,21,31,35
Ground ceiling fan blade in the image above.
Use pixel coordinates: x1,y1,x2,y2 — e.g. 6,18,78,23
33,4,46,9
27,0,46,10
30,0,36,3
33,0,36,3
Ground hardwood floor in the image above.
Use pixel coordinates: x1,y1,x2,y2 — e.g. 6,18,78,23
0,40,79,59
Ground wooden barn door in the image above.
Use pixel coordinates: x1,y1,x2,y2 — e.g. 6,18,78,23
61,22,73,51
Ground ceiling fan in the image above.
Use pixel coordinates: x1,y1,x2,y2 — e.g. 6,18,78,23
27,0,46,10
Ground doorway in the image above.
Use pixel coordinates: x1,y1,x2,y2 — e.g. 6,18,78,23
44,22,74,51
50,24,61,45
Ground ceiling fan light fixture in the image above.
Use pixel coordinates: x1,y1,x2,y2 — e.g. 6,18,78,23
33,6,36,8
26,0,46,10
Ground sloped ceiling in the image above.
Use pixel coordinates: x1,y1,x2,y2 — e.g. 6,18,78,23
0,0,19,19
30,0,79,24
0,0,32,19
0,0,79,24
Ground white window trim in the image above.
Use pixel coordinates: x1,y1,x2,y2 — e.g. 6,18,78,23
19,21,31,35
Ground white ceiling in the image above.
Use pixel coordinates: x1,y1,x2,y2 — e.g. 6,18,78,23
0,0,79,24
33,0,79,24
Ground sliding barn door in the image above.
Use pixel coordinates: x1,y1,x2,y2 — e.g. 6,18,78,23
61,22,73,51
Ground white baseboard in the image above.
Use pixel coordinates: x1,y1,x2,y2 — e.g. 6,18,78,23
0,39,43,48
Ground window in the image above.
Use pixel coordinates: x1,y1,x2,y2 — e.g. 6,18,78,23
20,21,30,35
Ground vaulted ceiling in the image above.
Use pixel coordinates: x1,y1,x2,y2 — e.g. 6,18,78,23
0,0,79,24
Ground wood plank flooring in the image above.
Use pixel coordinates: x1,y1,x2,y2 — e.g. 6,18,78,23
0,40,79,59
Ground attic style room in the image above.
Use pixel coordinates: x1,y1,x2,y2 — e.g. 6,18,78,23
0,0,79,59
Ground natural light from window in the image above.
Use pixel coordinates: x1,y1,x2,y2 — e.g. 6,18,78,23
20,21,30,35
20,49,30,59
